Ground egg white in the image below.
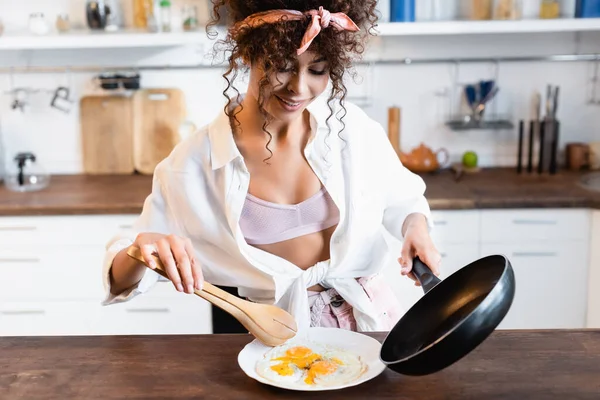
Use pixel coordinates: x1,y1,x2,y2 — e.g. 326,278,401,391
310,349,367,387
255,340,367,389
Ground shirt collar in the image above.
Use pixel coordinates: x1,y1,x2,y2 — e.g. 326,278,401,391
208,94,331,170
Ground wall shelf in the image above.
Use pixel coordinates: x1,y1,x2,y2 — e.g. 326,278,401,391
0,19,599,51
0,29,211,50
376,18,600,36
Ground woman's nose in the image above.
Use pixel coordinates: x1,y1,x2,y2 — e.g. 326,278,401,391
286,72,308,95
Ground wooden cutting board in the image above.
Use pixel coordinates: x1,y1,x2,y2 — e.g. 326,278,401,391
132,89,187,175
80,95,135,174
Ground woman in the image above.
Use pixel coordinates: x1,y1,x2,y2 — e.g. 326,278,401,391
102,0,441,333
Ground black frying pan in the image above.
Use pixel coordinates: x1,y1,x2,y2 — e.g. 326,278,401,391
380,254,515,376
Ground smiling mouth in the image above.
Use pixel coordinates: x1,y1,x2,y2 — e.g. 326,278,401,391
276,95,303,108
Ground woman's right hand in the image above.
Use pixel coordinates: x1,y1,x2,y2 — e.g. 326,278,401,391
132,233,203,294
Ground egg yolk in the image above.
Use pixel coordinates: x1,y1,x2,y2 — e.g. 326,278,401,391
270,362,295,376
305,360,338,384
272,346,321,370
270,346,346,384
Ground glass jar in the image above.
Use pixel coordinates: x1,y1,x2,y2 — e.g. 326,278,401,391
470,0,493,19
493,0,522,19
133,0,154,28
160,0,172,32
4,152,50,193
539,0,560,18
56,14,71,32
182,5,199,31
28,13,49,35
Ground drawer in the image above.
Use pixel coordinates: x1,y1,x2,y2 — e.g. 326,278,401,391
0,247,106,301
92,297,212,335
0,214,138,247
480,209,591,243
482,242,589,329
429,210,480,244
0,247,193,302
0,301,94,336
0,297,212,337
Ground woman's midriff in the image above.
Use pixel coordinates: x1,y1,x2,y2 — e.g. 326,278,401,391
249,225,336,292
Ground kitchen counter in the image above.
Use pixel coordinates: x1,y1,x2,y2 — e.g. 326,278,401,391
0,168,598,216
1,330,598,399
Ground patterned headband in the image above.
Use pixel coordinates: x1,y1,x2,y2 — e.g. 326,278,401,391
230,6,360,55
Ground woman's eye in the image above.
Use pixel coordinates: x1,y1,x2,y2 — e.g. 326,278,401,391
310,69,327,76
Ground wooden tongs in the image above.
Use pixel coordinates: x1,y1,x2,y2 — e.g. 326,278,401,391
126,245,297,346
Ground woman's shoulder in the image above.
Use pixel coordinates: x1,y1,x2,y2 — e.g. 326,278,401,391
154,111,228,177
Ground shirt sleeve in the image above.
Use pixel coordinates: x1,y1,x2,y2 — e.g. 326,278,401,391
101,170,171,306
369,120,434,241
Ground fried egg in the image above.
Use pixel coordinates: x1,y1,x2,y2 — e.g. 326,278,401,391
255,341,367,389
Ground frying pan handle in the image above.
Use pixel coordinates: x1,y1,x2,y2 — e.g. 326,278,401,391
412,257,441,294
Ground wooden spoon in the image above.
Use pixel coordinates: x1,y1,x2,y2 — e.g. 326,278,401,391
126,245,297,347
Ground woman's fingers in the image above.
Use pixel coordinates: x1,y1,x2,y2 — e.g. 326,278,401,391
156,237,184,292
184,238,203,291
140,243,157,270
168,235,194,294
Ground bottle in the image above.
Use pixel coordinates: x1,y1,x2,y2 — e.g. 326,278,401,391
390,0,416,22
133,0,153,28
160,0,172,31
576,0,600,18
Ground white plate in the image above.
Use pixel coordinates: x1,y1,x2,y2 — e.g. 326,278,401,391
237,327,387,391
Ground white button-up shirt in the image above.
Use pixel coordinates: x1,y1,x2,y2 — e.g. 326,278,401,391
102,95,433,333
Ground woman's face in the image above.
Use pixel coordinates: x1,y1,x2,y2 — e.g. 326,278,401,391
248,51,330,124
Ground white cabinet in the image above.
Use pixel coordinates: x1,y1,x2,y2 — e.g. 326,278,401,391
385,208,592,330
482,242,589,329
0,214,212,337
479,208,591,330
587,211,600,328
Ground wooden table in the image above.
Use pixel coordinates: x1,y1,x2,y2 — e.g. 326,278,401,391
1,330,599,399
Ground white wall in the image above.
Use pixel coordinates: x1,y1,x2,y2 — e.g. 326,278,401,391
0,0,599,173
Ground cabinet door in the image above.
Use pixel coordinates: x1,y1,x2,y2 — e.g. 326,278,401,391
482,242,589,329
587,211,600,328
91,297,212,335
0,215,139,248
429,210,481,244
480,209,590,243
0,301,93,336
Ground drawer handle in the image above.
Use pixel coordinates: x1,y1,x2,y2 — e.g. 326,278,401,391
119,225,134,229
512,252,558,257
0,258,41,263
126,308,170,314
1,310,46,315
433,221,447,226
512,219,557,225
0,226,37,231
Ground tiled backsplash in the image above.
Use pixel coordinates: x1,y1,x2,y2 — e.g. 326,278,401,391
0,1,599,173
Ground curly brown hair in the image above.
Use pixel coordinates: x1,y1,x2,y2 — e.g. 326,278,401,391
207,0,379,160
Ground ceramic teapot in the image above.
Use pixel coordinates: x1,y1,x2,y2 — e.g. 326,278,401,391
399,143,449,173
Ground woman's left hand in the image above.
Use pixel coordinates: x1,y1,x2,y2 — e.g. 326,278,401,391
398,213,442,286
